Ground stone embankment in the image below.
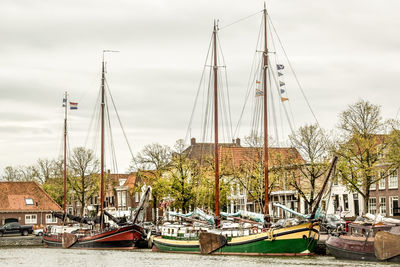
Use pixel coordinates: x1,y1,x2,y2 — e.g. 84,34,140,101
315,234,330,255
0,235,42,247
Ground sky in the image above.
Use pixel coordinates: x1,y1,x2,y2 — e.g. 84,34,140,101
1,0,400,174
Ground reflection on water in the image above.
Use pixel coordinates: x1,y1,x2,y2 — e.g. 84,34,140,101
0,248,397,267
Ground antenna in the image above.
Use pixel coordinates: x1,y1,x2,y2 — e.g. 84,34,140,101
102,50,120,61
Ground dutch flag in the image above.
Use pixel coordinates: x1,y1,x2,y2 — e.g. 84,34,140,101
70,102,78,110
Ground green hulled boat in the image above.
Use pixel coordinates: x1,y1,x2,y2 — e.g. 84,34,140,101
153,221,320,255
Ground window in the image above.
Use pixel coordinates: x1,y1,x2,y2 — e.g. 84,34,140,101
117,191,122,207
333,195,339,213
370,182,376,190
46,214,57,224
389,170,398,189
121,191,127,207
368,197,376,214
379,197,386,215
389,196,399,216
379,178,386,190
25,214,37,224
25,198,34,205
343,194,349,211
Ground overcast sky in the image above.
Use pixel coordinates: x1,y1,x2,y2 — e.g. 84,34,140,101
1,0,400,174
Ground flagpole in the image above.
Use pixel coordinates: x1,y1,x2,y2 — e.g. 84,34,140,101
63,91,68,216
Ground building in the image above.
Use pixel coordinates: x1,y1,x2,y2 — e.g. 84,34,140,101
369,169,400,218
184,137,305,217
324,183,364,219
0,181,62,227
67,172,155,222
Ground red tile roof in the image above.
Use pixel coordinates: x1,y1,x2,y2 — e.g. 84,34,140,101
123,173,137,188
219,146,304,168
0,182,62,212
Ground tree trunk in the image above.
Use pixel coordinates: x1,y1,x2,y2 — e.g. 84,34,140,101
363,184,370,215
153,195,157,225
80,175,85,216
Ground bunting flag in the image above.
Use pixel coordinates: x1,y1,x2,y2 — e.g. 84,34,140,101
278,72,283,77
277,64,285,70
256,80,261,84
280,89,285,94
279,81,285,87
70,102,78,110
281,97,289,102
62,98,67,107
255,89,264,97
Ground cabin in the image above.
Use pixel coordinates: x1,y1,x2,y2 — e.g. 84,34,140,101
0,181,62,227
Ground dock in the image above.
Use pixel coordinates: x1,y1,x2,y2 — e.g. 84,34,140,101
0,235,42,247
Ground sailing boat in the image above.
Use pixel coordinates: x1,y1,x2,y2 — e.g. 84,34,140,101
43,52,146,249
152,5,334,255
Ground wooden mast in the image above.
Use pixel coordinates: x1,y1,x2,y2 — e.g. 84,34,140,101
263,3,270,218
213,21,220,227
100,53,105,230
63,91,67,215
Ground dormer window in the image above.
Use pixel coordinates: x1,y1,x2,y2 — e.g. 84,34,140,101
25,198,34,205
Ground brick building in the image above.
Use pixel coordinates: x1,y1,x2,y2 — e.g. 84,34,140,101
369,169,400,218
0,181,62,227
183,137,305,216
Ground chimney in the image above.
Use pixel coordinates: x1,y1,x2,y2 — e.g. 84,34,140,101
235,138,241,146
191,137,196,145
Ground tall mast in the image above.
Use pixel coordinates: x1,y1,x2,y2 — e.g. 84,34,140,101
100,53,105,230
213,21,220,227
63,91,68,215
263,3,270,217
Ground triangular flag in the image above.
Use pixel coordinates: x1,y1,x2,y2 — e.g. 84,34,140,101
280,89,285,94
255,89,264,97
279,81,285,87
256,80,261,84
277,64,284,70
281,97,289,102
278,72,283,77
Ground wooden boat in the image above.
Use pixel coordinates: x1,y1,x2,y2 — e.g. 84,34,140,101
326,223,400,262
43,52,146,249
43,224,144,248
153,221,320,255
152,4,335,256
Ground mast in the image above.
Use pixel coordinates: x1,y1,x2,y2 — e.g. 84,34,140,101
263,3,270,217
63,91,68,215
100,53,105,230
213,21,220,227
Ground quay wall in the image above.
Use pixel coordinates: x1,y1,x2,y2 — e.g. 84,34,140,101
0,235,42,247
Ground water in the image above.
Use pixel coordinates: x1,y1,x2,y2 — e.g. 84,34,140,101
0,248,397,267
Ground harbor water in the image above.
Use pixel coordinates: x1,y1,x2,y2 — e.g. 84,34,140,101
0,248,398,267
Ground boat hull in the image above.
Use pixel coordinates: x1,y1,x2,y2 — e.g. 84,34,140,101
326,235,400,262
153,222,319,256
43,224,144,249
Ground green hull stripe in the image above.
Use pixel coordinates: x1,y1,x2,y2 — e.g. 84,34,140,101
154,237,318,254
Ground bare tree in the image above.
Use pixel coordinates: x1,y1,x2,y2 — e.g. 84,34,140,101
131,143,171,224
68,147,100,216
289,124,330,213
2,166,21,181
